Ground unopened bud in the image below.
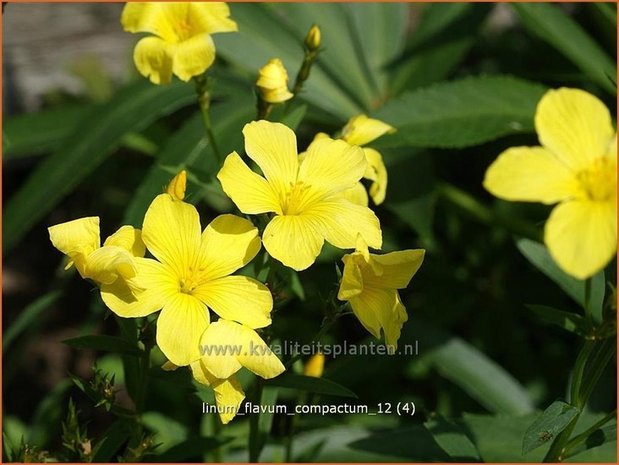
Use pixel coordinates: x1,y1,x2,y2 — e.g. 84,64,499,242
305,24,321,52
304,352,325,378
166,170,187,200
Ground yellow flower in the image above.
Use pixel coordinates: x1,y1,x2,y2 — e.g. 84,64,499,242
340,114,395,205
484,88,617,280
121,2,237,85
338,236,424,353
49,218,145,295
217,121,383,271
256,58,294,104
101,192,273,366
304,353,325,378
190,360,246,424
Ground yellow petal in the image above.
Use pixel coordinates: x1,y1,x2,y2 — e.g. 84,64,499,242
298,138,367,196
121,3,175,38
166,170,187,201
342,183,369,207
337,253,364,300
536,88,615,171
341,114,396,147
193,275,272,329
366,249,425,289
349,287,407,353
85,246,137,284
133,36,174,85
363,148,388,205
104,226,146,257
200,319,285,379
48,216,100,260
217,152,282,215
142,194,202,279
484,146,581,204
262,215,324,271
545,200,616,280
172,33,216,82
186,2,238,35
304,353,325,378
100,258,177,317
190,360,245,424
196,214,261,280
157,292,210,366
305,199,382,251
243,121,299,198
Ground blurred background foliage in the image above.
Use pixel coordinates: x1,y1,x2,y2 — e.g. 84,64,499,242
2,2,617,462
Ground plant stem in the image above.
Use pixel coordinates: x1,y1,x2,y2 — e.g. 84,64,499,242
437,182,542,242
563,409,617,457
210,414,223,462
249,379,264,463
193,74,222,163
543,337,615,462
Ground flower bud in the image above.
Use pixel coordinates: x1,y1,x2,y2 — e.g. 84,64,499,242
166,170,187,201
256,58,294,104
305,24,321,52
303,353,325,378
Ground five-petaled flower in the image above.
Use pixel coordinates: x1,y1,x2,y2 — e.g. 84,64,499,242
101,190,273,367
338,236,424,353
217,120,383,271
49,218,145,297
121,2,237,84
484,88,617,280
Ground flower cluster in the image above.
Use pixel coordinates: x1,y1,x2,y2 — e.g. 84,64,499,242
50,2,426,425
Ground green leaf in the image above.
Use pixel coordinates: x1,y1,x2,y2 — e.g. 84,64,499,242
512,3,616,94
516,238,606,315
28,379,72,447
523,401,580,454
566,423,617,462
249,386,278,462
154,437,234,462
267,373,357,398
142,412,188,452
91,419,134,462
374,75,547,149
279,104,307,131
427,337,534,415
3,290,62,351
4,80,194,252
348,425,451,461
3,105,92,158
526,305,590,336
63,335,144,356
424,415,481,461
463,413,548,462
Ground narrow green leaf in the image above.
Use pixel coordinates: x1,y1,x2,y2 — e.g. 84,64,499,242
63,335,144,356
267,373,357,398
374,75,547,149
523,401,580,454
3,105,92,158
526,305,590,336
142,412,188,452
516,238,605,314
566,423,617,461
249,386,278,462
427,337,534,415
28,379,72,447
4,80,194,252
512,3,616,94
3,291,62,351
279,104,307,131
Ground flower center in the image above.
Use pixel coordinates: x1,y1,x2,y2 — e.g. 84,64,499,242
281,181,313,215
577,157,616,202
179,266,206,295
174,20,194,41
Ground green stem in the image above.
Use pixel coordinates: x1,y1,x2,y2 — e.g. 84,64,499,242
584,278,592,320
543,338,615,462
563,409,617,457
210,415,223,462
285,313,340,369
249,379,264,462
437,182,542,242
193,74,222,163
